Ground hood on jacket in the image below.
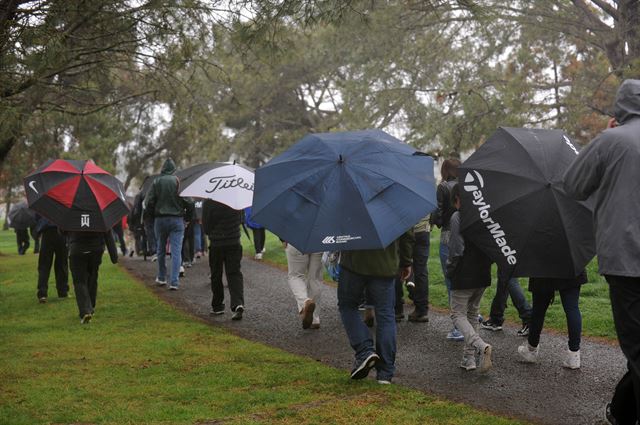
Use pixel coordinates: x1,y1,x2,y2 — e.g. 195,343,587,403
161,158,176,175
613,79,640,125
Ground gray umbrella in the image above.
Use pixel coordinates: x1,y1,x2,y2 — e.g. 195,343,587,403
8,201,36,229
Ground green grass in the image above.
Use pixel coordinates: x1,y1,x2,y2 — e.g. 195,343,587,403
0,229,528,425
241,229,616,340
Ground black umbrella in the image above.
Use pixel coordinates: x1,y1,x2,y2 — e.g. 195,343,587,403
8,201,36,229
458,127,595,278
139,174,160,198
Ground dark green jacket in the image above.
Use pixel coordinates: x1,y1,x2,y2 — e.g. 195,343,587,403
146,159,194,218
340,229,414,278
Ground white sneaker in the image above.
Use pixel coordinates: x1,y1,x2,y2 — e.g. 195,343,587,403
254,253,263,260
155,277,167,286
179,266,185,277
459,356,477,371
562,349,580,369
517,343,539,363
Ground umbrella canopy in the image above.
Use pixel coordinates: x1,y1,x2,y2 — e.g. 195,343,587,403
139,174,160,198
176,162,255,210
251,129,437,253
24,159,129,232
458,127,595,278
8,201,36,229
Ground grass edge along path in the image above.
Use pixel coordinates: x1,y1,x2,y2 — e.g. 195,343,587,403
240,229,617,341
0,231,529,425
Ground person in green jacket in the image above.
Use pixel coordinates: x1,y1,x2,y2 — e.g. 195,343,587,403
337,230,414,384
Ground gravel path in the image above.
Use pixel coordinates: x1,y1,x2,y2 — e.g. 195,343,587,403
121,254,623,425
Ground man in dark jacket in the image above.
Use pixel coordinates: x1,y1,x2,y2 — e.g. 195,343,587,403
337,229,414,383
145,158,194,290
564,79,640,424
202,199,244,320
34,215,69,302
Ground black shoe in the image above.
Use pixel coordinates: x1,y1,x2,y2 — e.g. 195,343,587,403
603,403,618,425
210,308,224,315
350,353,380,380
231,305,244,320
408,310,429,322
517,323,530,337
38,297,47,304
481,319,503,331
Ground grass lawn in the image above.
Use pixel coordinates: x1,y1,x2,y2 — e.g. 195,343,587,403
0,229,527,425
241,229,616,340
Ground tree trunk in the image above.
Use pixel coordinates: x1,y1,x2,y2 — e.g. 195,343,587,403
3,186,11,230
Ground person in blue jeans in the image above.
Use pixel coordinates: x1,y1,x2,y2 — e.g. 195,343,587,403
145,158,194,290
517,272,586,369
338,230,414,384
481,267,532,336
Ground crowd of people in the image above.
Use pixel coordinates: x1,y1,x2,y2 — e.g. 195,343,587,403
9,79,639,425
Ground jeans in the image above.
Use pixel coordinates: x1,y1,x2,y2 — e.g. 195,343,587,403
209,243,244,311
285,245,323,322
154,216,185,286
489,269,532,325
606,275,640,424
451,288,489,359
528,286,581,351
193,222,203,253
69,251,102,318
37,228,69,299
338,267,396,381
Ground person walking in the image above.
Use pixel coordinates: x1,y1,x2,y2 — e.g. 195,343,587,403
245,207,266,260
563,79,640,425
145,158,194,290
431,158,464,340
203,199,245,320
112,218,127,256
337,229,414,384
446,184,493,373
67,230,118,323
14,226,30,255
34,215,69,303
283,241,323,329
481,268,532,336
517,272,586,369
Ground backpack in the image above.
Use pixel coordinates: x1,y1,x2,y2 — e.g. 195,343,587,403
322,251,341,282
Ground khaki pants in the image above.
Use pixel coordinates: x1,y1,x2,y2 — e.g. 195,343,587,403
450,287,489,359
285,245,323,323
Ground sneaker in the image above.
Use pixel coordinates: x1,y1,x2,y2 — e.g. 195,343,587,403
408,310,429,322
395,312,404,322
179,266,185,277
478,345,493,373
185,261,193,268
210,308,224,315
350,353,379,380
169,285,178,291
517,323,530,336
481,319,503,331
446,328,465,341
460,356,477,371
363,308,375,328
358,303,367,311
151,254,158,262
562,349,580,369
300,299,316,329
517,343,539,363
603,403,618,425
155,277,167,286
80,313,92,324
231,305,244,320
478,314,484,323
310,322,320,330
377,380,392,385
254,253,263,260
261,247,266,253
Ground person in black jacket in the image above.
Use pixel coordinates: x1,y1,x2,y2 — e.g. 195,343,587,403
67,230,118,324
34,215,69,303
202,200,244,320
517,272,586,369
446,183,493,373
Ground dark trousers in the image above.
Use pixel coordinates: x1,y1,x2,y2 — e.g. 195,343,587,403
606,275,640,424
528,286,582,351
182,222,195,263
395,231,430,315
70,251,102,318
252,228,265,254
489,268,532,325
209,244,244,311
16,228,29,254
144,219,156,256
37,228,69,299
112,223,126,256
30,227,40,253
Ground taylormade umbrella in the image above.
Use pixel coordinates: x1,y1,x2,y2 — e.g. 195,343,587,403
458,127,595,278
24,159,129,232
251,129,437,253
8,201,36,229
176,162,254,210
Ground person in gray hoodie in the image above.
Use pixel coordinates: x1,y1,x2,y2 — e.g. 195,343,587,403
563,79,640,425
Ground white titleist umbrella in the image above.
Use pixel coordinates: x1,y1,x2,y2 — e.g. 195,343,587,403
176,162,254,210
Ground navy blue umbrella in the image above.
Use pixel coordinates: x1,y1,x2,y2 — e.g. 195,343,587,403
251,129,437,253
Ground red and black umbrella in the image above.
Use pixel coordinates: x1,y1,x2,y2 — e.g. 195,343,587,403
24,159,129,232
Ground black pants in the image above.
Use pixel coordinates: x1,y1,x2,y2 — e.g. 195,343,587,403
209,243,244,311
30,226,40,253
70,251,103,318
37,228,69,299
182,222,195,263
606,275,640,424
16,228,29,254
252,228,265,254
112,223,126,256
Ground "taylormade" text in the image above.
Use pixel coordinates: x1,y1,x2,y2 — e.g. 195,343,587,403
471,190,517,265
